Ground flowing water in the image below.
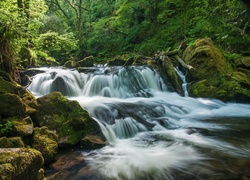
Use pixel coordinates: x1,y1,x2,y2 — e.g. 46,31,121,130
28,66,250,180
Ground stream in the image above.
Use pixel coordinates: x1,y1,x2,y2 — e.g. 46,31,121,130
27,66,250,180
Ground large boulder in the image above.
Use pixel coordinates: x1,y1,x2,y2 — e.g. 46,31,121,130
0,93,26,117
32,92,102,147
0,148,45,180
183,38,250,102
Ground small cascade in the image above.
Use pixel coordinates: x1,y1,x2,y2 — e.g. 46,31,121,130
174,67,189,97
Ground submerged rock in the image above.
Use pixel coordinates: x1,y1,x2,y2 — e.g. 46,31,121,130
0,148,45,180
183,38,250,102
32,92,102,147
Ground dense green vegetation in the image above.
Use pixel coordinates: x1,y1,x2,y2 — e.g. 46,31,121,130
0,0,249,74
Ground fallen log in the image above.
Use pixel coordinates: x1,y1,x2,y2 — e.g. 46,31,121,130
174,55,194,70
165,49,180,56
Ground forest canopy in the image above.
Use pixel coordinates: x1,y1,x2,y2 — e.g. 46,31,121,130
0,0,249,72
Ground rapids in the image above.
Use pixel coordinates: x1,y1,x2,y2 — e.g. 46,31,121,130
28,66,250,180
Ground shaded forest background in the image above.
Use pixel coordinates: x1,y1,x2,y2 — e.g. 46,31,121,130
0,0,250,74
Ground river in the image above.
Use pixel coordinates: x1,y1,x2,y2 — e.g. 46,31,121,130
27,66,250,180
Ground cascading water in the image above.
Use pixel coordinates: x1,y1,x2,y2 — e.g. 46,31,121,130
175,67,189,97
28,66,250,180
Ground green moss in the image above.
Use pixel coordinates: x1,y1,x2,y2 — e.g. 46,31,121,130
183,38,250,102
0,93,26,117
0,163,15,179
0,148,44,180
0,76,17,94
184,38,228,82
34,92,101,147
0,137,25,148
32,127,58,164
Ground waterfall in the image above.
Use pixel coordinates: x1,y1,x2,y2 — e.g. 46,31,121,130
27,66,250,180
28,66,166,98
174,67,189,96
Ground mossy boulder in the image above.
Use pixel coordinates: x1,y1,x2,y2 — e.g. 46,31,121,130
32,127,58,164
0,76,18,94
0,72,37,118
32,92,102,147
183,38,250,102
183,38,227,81
0,148,45,180
0,137,25,148
8,116,34,137
0,93,26,117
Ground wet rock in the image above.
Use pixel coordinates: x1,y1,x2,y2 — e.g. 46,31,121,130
32,127,58,164
32,92,102,147
186,127,209,135
81,135,106,149
0,148,45,180
46,150,99,180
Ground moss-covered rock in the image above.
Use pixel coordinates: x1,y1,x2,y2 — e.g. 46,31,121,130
32,92,102,147
0,76,18,94
9,116,34,137
32,127,58,164
0,93,26,117
0,72,37,117
162,57,183,95
0,148,45,180
183,38,250,102
0,137,25,148
183,38,227,81
233,57,250,69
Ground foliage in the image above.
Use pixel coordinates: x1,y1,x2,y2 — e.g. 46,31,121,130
35,31,78,63
0,0,20,75
0,121,13,135
1,0,249,69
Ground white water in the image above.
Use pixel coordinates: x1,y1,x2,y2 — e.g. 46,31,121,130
175,67,189,97
28,66,250,179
